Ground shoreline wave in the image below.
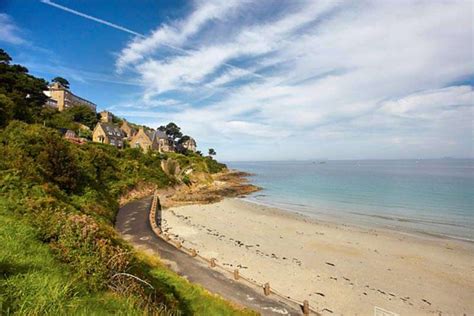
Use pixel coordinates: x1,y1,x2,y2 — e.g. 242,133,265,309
241,195,474,243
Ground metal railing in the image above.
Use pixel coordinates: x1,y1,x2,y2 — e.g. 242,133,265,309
148,191,318,315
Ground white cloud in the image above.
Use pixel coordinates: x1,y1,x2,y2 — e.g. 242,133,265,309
116,0,243,71
114,0,473,160
380,86,473,118
0,14,25,44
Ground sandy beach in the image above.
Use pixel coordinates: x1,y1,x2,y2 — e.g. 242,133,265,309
161,198,474,315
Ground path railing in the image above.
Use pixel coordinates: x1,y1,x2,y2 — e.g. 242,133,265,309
148,191,318,315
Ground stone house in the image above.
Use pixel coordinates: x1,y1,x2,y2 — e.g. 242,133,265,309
181,137,197,152
120,120,137,140
129,128,157,153
154,130,175,153
59,129,87,145
130,128,174,153
43,82,96,112
92,122,124,148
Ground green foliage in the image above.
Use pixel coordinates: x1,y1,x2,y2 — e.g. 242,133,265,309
182,174,191,186
0,49,238,316
42,108,78,131
164,152,227,174
66,104,99,129
112,113,123,125
177,135,190,144
0,122,239,314
1,121,82,192
78,127,92,139
51,76,70,89
0,199,170,315
208,148,216,156
159,122,183,140
0,50,48,126
43,104,98,131
205,156,227,173
0,93,14,127
0,122,177,312
0,48,12,64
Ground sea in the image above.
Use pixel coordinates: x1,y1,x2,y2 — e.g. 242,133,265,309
226,159,474,242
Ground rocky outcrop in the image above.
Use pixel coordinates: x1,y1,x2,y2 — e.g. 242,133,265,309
161,170,261,208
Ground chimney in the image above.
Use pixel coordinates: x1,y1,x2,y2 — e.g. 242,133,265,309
100,111,112,123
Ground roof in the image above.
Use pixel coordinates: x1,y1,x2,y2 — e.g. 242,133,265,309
145,129,155,140
121,120,132,128
153,130,168,140
98,123,124,139
64,130,77,138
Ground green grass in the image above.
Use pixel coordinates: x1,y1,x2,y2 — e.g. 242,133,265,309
0,199,149,315
138,253,258,316
0,198,254,316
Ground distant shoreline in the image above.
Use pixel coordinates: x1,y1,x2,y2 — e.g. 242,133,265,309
240,196,474,244
227,159,474,243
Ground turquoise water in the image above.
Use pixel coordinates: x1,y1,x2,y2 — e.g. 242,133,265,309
227,160,474,241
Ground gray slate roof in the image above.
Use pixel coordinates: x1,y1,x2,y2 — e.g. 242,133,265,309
99,123,124,140
153,130,168,140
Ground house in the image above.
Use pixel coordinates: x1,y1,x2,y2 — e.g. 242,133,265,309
129,127,157,153
64,129,77,139
130,128,175,153
92,122,124,148
44,97,58,109
120,120,137,140
181,137,197,152
154,130,175,153
100,110,113,123
44,82,97,112
59,129,87,145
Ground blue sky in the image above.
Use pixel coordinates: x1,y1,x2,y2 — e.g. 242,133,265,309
1,0,473,161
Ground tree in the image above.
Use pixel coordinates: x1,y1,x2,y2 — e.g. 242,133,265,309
0,49,48,125
0,121,82,192
0,94,15,127
159,122,183,140
111,113,123,125
44,110,78,131
0,49,12,64
66,104,98,129
208,148,216,156
52,76,70,89
177,135,190,144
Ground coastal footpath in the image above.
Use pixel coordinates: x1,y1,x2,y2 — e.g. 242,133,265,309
116,195,304,315
157,174,474,315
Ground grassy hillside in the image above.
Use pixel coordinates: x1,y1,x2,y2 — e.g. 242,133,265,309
0,121,250,315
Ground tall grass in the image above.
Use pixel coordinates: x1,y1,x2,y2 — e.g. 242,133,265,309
0,199,143,315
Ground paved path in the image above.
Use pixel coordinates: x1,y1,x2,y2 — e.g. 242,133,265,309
116,196,306,316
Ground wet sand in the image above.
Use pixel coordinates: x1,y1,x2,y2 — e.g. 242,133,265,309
161,198,474,315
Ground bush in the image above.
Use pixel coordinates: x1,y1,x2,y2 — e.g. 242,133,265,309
0,121,240,315
205,157,227,173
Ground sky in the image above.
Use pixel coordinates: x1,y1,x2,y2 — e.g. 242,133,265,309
1,0,473,161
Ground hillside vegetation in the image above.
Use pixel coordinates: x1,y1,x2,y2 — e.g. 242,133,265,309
0,49,250,315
